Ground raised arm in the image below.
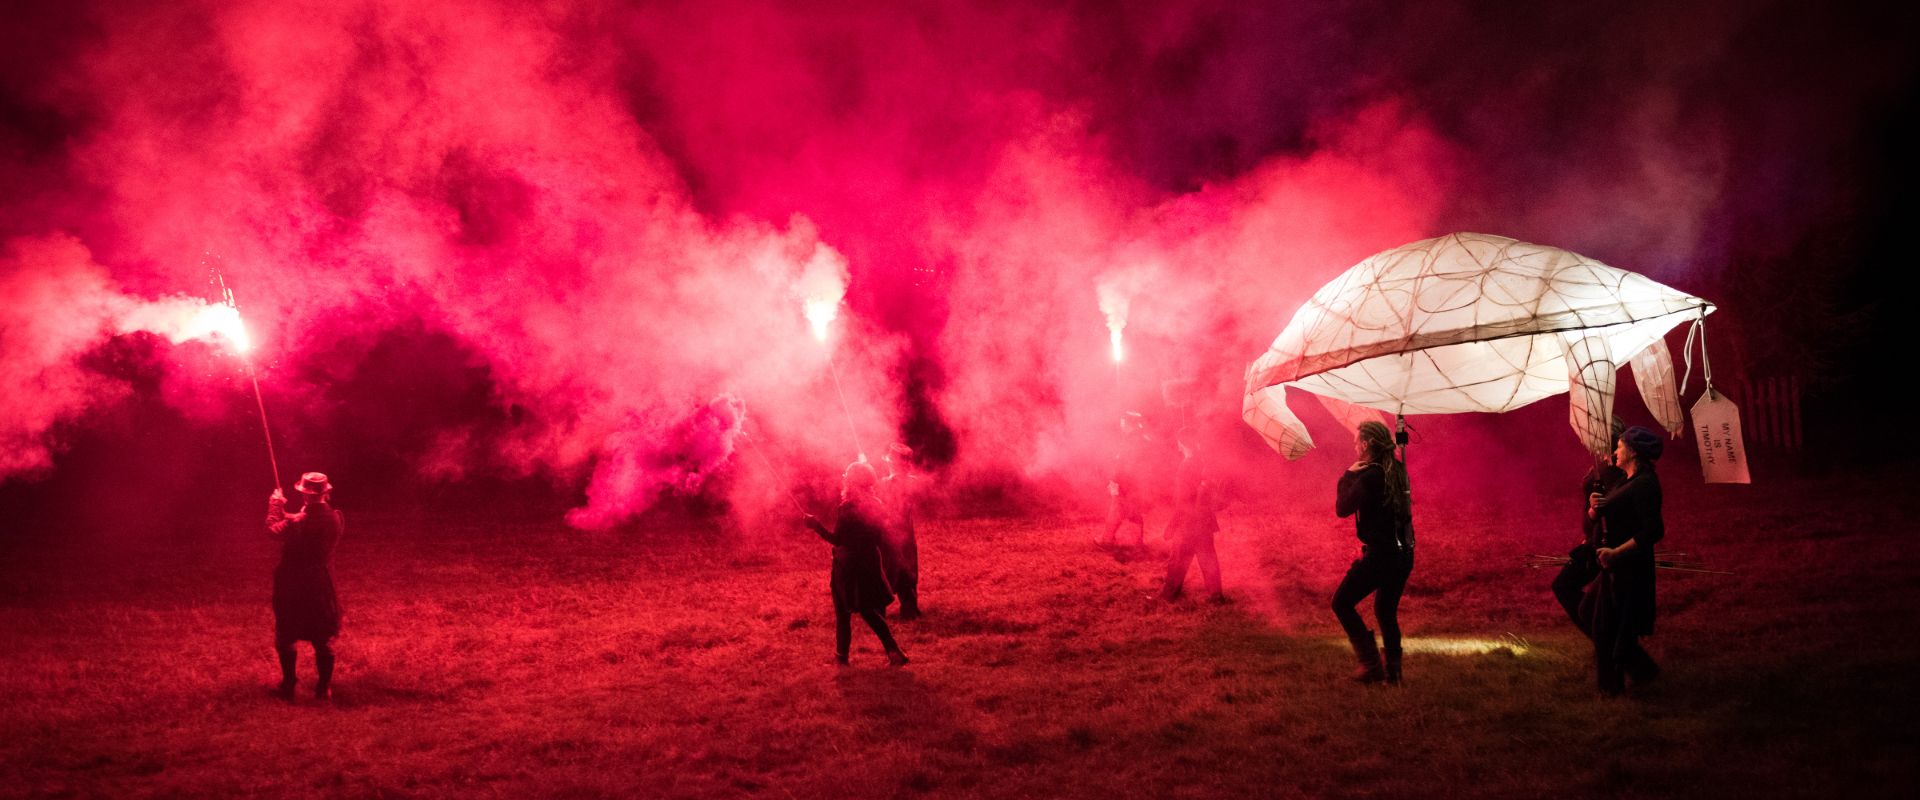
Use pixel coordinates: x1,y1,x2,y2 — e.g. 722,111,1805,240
1335,465,1383,518
804,514,841,546
265,489,300,539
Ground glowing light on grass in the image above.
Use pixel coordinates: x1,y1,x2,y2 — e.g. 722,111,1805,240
1400,635,1532,657
1109,324,1124,363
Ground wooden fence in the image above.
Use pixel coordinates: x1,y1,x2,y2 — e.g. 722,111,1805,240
1729,376,1803,452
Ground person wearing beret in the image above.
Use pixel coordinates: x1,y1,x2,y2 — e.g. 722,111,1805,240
266,472,345,701
805,461,909,667
1582,426,1667,695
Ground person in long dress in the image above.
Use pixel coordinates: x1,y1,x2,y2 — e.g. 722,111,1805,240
804,462,909,667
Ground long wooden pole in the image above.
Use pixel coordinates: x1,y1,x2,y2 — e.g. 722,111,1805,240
247,360,281,492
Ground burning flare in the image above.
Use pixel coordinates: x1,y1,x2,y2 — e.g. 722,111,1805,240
1097,272,1139,364
111,296,253,354
793,240,850,344
805,298,838,342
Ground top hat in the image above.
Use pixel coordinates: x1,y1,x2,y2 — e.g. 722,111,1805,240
295,472,333,495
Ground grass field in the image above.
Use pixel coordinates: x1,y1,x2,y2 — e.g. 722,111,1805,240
2,467,1916,798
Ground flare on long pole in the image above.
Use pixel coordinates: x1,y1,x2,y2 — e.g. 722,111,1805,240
741,430,806,514
826,352,866,461
212,266,280,491
247,361,281,492
807,300,865,461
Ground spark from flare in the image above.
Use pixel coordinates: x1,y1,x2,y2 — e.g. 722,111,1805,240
1096,271,1141,365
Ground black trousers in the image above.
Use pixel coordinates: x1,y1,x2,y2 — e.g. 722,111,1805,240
1552,555,1600,638
1161,530,1222,600
274,634,335,688
1332,549,1414,651
835,609,900,657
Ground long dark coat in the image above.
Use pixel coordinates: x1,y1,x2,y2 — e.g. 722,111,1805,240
1590,466,1664,636
806,497,895,614
268,502,344,642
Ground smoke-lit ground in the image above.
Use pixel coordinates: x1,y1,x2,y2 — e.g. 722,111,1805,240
1,459,1914,798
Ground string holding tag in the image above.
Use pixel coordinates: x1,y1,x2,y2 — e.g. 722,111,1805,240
1682,310,1749,484
1678,313,1714,399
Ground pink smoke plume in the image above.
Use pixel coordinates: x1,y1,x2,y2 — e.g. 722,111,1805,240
565,394,747,531
0,1,1907,523
1,235,260,477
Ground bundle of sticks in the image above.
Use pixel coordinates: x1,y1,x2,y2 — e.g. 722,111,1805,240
1522,552,1732,574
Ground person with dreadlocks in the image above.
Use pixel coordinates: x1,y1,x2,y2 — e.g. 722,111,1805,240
1332,421,1415,685
1581,426,1667,695
1552,416,1629,639
804,461,909,667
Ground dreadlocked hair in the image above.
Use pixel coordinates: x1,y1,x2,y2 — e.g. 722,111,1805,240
1355,421,1410,515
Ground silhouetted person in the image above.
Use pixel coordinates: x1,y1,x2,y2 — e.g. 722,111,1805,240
1553,417,1628,638
805,461,908,667
1332,421,1414,685
1096,412,1154,548
266,472,344,701
877,443,924,620
1158,431,1223,602
1582,426,1666,695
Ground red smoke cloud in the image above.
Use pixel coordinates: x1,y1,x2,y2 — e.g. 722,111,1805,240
1,1,1911,523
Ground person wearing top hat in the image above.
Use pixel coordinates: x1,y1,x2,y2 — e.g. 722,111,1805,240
805,461,908,667
266,472,345,700
1582,426,1666,695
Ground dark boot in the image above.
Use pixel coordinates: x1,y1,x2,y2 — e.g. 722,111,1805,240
1384,647,1403,685
313,644,335,701
886,647,910,668
314,648,334,698
1624,642,1660,685
1348,631,1385,684
274,643,298,700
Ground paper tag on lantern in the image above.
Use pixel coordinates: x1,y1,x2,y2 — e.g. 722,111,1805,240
1690,388,1750,484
